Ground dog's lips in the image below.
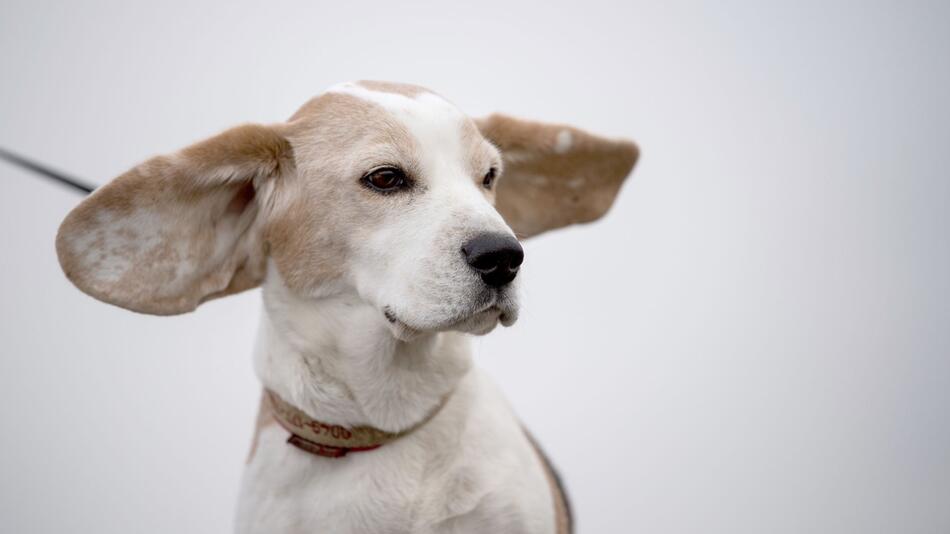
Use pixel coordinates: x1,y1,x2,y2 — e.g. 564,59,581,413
382,291,519,341
382,306,422,342
498,308,517,327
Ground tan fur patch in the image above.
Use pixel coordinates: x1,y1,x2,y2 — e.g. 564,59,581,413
266,91,426,294
525,430,572,534
476,114,639,239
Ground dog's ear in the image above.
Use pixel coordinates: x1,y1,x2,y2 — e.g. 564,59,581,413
56,124,294,315
476,114,638,239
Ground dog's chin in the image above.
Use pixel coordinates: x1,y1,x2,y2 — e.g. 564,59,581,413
383,297,520,342
448,307,506,336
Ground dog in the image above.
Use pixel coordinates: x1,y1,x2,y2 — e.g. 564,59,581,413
55,81,638,533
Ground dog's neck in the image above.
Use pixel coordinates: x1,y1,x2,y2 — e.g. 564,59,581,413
253,270,472,433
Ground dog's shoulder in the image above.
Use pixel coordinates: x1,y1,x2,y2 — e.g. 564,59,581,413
415,368,562,532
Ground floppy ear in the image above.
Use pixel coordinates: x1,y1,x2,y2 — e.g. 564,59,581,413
476,114,639,239
56,124,294,315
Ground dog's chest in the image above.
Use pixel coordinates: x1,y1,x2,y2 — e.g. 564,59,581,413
237,431,423,532
234,370,555,534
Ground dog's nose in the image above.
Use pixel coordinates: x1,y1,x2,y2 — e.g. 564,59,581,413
461,233,524,288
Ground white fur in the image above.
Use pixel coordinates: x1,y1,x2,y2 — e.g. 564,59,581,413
554,130,572,154
235,86,554,533
237,269,553,533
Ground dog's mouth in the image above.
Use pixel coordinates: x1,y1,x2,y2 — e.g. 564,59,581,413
382,292,518,342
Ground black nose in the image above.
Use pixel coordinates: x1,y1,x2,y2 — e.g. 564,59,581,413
461,233,524,288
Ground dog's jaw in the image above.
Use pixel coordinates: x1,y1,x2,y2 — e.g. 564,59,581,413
256,267,473,433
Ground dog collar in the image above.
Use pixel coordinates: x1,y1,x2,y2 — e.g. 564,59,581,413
265,389,442,458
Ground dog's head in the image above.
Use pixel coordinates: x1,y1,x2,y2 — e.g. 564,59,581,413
56,81,638,339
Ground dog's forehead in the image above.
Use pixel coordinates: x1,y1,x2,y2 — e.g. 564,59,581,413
285,81,498,181
328,81,461,119
326,81,477,148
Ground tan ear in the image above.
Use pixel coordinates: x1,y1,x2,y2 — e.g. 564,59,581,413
56,124,294,315
476,114,639,239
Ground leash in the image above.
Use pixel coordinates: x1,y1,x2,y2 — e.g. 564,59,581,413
0,146,96,195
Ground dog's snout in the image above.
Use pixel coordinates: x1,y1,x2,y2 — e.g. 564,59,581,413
461,233,524,287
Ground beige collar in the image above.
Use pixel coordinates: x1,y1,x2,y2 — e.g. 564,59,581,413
264,389,443,458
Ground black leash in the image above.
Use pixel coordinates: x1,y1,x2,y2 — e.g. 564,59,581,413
0,146,96,195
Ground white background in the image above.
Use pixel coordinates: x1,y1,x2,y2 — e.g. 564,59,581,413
1,1,948,532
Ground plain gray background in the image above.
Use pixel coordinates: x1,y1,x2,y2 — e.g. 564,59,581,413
1,1,948,532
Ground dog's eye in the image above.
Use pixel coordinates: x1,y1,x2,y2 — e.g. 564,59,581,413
483,167,497,189
363,167,408,193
